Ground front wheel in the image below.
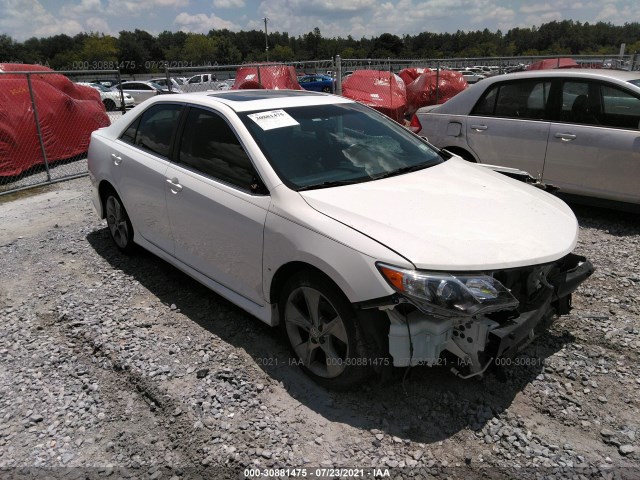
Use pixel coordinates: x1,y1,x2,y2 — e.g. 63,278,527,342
322,86,331,93
280,271,371,390
105,192,135,253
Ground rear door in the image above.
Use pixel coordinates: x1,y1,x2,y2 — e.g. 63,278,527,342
544,79,640,203
466,78,552,177
111,103,184,254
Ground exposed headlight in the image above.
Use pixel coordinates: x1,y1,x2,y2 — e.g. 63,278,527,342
377,263,518,317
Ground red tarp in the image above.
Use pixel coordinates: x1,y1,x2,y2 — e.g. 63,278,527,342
341,70,407,122
398,67,431,87
527,58,579,70
406,70,468,114
0,63,109,177
233,65,303,90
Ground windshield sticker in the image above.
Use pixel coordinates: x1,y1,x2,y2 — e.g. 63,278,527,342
248,110,299,130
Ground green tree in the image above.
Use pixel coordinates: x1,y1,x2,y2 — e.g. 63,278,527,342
82,34,118,64
182,34,217,65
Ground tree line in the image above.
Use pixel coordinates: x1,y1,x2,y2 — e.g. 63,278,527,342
1,20,640,73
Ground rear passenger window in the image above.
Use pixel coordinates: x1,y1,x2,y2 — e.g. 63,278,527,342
178,108,258,190
133,104,183,158
473,80,550,120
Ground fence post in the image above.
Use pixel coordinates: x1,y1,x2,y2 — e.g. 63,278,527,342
257,65,262,87
165,64,172,92
435,61,440,105
116,69,126,114
335,55,342,95
26,73,51,182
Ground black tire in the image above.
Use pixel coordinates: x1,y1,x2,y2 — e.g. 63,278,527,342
103,99,117,111
279,271,372,390
322,86,331,93
104,190,135,254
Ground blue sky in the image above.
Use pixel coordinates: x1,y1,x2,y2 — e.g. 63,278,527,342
0,0,636,41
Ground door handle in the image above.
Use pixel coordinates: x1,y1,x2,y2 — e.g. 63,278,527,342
470,124,488,131
111,153,122,165
166,178,183,193
555,133,576,141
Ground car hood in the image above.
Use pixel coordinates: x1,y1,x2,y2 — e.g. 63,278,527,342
299,158,578,271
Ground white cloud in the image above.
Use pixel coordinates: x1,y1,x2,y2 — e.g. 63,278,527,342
174,12,240,32
0,0,86,39
213,0,245,7
106,0,188,14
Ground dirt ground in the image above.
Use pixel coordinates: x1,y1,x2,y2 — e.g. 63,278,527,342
0,177,639,479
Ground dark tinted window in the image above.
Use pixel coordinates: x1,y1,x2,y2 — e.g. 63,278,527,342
472,80,550,119
120,116,141,144
178,108,257,190
134,104,183,158
560,81,599,125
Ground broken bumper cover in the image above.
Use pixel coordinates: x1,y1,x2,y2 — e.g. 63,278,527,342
384,254,594,372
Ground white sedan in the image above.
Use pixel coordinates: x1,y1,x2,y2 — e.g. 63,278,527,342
88,90,593,389
77,82,135,111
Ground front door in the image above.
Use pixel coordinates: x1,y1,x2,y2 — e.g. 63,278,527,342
165,106,270,305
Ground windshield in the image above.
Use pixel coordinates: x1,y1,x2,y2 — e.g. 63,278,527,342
629,79,640,88
239,102,443,190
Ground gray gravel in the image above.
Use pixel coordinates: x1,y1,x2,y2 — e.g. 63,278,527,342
0,178,639,479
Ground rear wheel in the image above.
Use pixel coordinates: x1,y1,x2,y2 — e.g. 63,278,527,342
322,86,331,93
105,191,135,253
280,271,371,390
103,99,116,111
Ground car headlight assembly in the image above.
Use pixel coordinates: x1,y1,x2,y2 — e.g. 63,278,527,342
377,263,519,317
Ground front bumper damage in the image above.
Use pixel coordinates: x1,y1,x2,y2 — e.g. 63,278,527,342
379,253,594,377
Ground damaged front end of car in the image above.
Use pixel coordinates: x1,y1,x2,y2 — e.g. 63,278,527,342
365,253,594,378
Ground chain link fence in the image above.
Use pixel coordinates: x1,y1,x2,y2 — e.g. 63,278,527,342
0,69,128,195
1,54,638,195
165,59,336,93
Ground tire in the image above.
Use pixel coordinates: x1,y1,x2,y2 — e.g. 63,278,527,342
103,99,117,111
322,86,331,93
104,191,135,253
279,271,372,390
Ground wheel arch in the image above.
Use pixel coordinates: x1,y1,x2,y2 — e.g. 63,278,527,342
269,261,347,307
444,146,478,162
97,180,118,219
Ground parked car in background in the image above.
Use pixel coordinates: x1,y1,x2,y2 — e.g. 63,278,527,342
89,78,120,88
114,81,172,104
77,82,135,111
411,69,640,208
456,70,485,84
183,73,223,92
149,77,184,93
87,90,592,389
298,74,335,93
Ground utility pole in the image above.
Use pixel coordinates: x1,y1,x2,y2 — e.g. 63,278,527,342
263,17,269,62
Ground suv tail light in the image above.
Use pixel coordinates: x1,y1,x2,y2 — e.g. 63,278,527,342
409,114,422,133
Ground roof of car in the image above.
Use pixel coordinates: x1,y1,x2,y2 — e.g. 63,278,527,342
420,68,640,116
158,89,352,112
497,68,640,82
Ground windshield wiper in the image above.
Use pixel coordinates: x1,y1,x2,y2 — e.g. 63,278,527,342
296,179,358,191
370,161,433,180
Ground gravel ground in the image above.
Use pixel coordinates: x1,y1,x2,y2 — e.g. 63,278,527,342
0,178,639,479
